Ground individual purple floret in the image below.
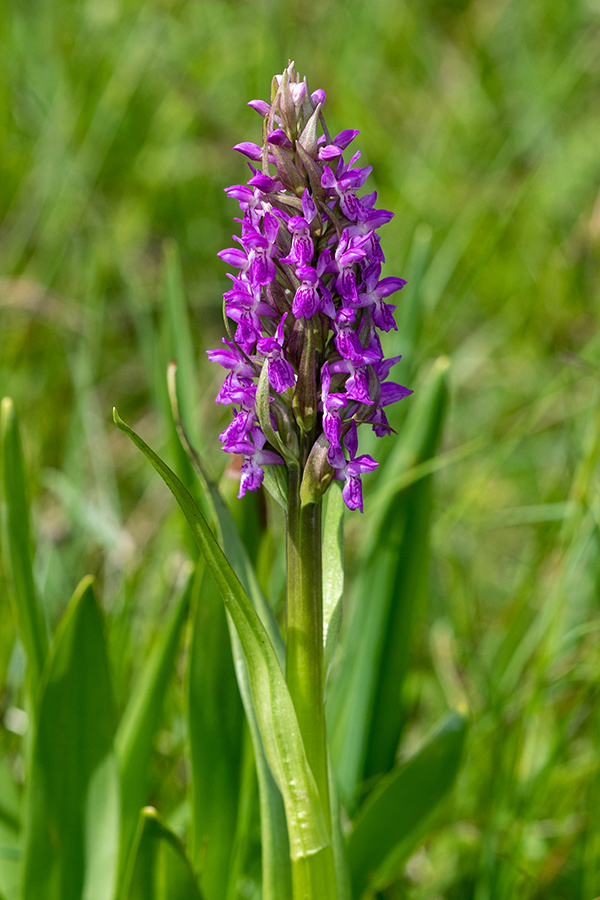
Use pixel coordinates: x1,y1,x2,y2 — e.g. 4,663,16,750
330,423,379,513
208,62,412,512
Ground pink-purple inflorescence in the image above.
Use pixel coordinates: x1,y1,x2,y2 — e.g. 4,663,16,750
208,63,412,512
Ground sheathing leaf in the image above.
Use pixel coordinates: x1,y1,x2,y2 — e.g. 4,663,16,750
113,411,330,869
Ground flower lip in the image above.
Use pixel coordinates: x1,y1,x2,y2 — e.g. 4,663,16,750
267,128,293,148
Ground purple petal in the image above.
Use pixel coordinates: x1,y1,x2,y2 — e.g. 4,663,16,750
301,189,318,223
345,421,358,459
380,382,413,405
238,457,264,497
218,247,249,268
269,357,295,392
267,128,293,148
334,129,360,149
247,172,280,192
342,476,364,512
347,453,378,475
233,142,263,161
248,99,270,116
318,145,343,161
376,277,407,298
372,301,398,332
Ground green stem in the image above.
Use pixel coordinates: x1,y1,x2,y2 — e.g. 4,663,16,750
286,465,336,897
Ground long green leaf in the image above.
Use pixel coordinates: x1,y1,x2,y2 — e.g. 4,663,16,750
168,373,291,896
226,620,293,900
123,807,204,900
22,577,120,900
365,360,448,781
361,475,436,780
322,481,344,677
112,409,330,866
347,711,467,897
167,364,285,666
0,841,20,900
0,806,20,900
116,576,192,870
187,565,245,900
0,398,49,697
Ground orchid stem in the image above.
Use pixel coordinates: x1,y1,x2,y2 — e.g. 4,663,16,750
286,465,336,897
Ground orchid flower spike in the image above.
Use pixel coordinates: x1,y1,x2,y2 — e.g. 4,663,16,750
208,63,412,512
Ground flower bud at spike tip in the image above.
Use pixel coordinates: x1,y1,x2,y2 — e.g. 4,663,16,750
208,65,413,512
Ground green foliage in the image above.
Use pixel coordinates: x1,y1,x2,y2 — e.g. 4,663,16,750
0,398,49,700
1,0,600,896
347,711,467,896
123,807,204,900
116,575,192,873
187,566,244,899
328,357,450,809
112,410,333,873
22,577,119,900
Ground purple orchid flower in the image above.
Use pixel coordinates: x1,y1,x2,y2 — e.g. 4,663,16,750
331,422,378,513
356,262,407,332
321,153,373,220
320,228,372,304
257,314,295,392
320,362,348,463
235,428,285,498
292,259,335,319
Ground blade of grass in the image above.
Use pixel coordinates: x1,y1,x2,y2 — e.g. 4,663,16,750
328,358,450,807
115,574,192,875
347,711,467,898
187,564,244,900
22,577,120,900
0,398,49,700
168,363,285,666
226,620,293,900
0,758,20,835
162,241,200,448
122,806,205,900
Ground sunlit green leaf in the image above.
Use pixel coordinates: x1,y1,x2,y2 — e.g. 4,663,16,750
168,376,291,897
322,481,344,677
0,758,19,835
113,410,330,866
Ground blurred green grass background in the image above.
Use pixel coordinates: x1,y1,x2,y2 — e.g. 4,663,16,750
1,0,600,897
